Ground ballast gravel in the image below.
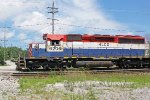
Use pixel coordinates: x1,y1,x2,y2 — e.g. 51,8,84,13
0,76,150,100
45,81,150,100
0,75,19,100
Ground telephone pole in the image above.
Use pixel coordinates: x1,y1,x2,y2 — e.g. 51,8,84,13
47,0,58,34
10,43,12,60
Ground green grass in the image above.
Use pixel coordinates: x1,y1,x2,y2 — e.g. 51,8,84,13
18,72,150,99
19,72,150,91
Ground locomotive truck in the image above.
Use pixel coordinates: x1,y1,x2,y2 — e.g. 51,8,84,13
16,33,150,71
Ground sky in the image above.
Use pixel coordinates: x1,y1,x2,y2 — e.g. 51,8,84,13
0,0,150,49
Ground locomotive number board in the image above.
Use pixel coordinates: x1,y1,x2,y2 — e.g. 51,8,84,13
47,46,63,52
99,43,110,47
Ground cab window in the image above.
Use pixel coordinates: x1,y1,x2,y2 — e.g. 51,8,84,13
51,40,60,46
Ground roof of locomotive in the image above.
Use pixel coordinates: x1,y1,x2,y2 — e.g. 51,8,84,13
28,34,145,45
43,34,145,41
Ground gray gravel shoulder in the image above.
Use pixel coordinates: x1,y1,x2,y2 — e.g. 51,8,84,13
0,60,17,72
44,81,150,100
0,75,19,100
0,61,20,100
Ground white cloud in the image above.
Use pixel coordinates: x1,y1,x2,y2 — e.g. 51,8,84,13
14,11,48,32
18,33,27,40
0,0,128,46
127,32,134,35
12,0,126,35
0,0,28,21
56,0,126,34
0,31,15,39
24,39,32,44
0,0,46,21
6,32,15,39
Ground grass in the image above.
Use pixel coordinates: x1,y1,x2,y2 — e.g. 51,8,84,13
19,72,150,91
16,72,150,99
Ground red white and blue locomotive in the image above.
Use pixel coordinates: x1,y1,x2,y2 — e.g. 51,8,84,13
17,34,150,70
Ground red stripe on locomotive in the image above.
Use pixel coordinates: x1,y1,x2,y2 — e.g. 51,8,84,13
43,34,145,44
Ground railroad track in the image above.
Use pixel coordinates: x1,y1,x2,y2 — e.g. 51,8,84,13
11,68,150,77
12,72,51,77
93,68,150,72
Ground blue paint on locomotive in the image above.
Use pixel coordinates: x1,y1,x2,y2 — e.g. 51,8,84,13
32,48,145,58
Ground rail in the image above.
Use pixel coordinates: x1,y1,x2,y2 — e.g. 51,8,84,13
11,68,150,77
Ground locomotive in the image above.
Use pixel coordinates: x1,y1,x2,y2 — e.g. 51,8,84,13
16,33,150,71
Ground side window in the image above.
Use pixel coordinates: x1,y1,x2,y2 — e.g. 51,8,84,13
51,40,60,46
34,44,39,50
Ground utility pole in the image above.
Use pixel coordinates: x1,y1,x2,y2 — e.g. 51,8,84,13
10,43,12,60
47,0,58,34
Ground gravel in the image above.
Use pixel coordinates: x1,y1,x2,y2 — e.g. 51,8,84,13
0,75,150,100
0,75,19,100
0,61,20,100
0,60,17,73
45,81,150,100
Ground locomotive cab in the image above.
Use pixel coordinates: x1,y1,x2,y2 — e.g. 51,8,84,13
45,34,64,52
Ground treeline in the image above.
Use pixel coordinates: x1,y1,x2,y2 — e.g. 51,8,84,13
0,46,26,65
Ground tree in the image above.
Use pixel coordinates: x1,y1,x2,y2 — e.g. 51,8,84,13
0,48,5,65
0,46,26,65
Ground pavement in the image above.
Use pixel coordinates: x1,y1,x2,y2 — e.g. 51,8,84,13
0,60,17,73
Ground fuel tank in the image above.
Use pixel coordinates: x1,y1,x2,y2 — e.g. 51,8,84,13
76,61,113,68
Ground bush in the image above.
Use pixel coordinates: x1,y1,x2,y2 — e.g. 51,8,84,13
0,48,4,65
0,46,26,65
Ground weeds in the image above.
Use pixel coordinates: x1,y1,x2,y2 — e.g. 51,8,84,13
18,72,150,99
64,81,75,92
86,89,97,100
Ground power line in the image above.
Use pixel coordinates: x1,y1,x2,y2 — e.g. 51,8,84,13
55,22,145,33
0,23,50,29
104,9,150,15
0,22,146,33
0,18,147,33
1,1,43,4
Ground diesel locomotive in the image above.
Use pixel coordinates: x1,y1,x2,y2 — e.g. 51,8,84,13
16,34,150,71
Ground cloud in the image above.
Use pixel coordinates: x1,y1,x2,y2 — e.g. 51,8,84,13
17,33,27,40
0,0,28,21
54,0,126,34
12,0,126,35
0,0,47,21
0,0,132,49
0,31,15,39
0,0,128,46
6,32,15,39
24,39,32,44
14,11,48,32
